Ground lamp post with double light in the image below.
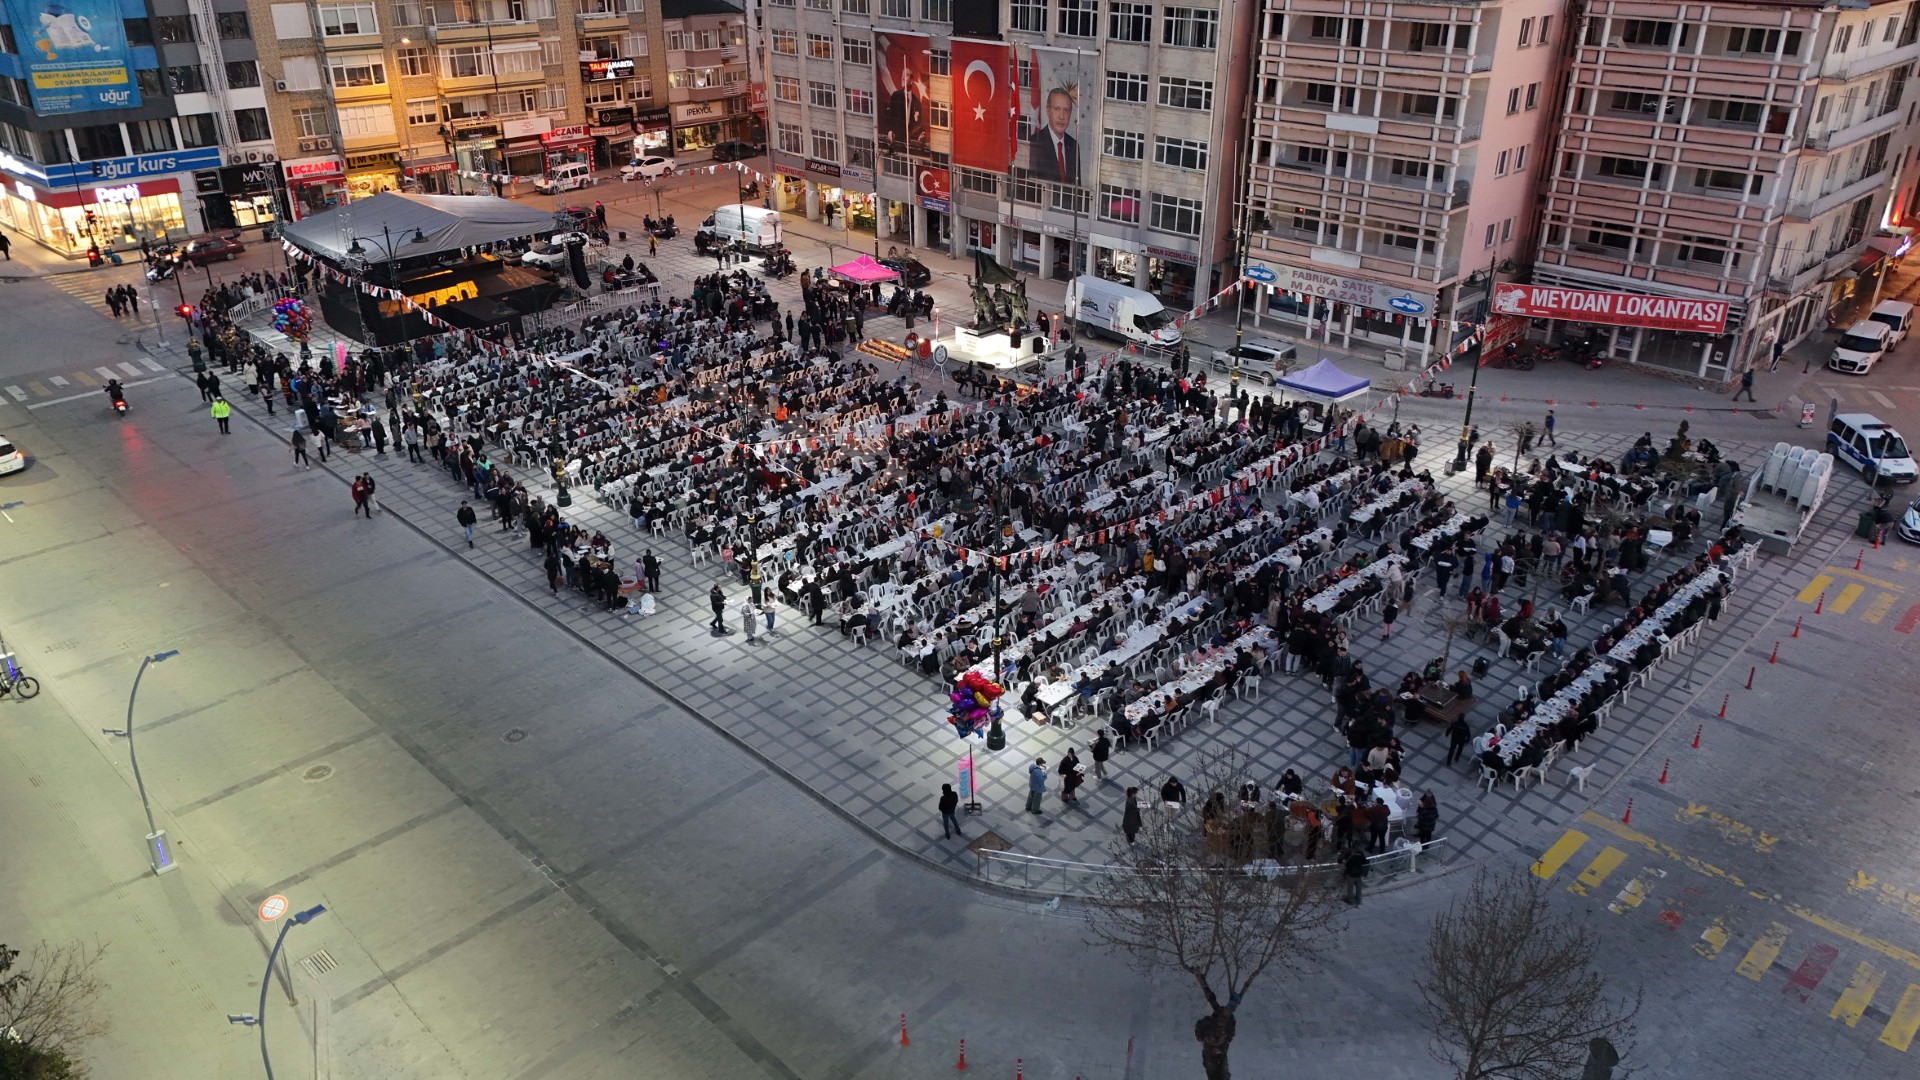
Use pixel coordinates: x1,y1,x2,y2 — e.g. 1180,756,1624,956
1452,257,1516,474
227,900,327,1080
101,650,180,875
346,224,430,286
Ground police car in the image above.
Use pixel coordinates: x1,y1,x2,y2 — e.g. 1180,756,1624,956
1827,412,1918,486
0,434,22,476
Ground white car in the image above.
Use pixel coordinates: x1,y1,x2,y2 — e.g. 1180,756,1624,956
620,155,677,181
1208,338,1300,384
0,434,23,476
520,243,572,270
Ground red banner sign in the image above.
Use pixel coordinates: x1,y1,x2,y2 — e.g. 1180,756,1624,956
1493,283,1729,335
949,38,1011,173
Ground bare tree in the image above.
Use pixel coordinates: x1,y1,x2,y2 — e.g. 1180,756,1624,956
1426,606,1484,675
0,940,110,1074
1502,418,1537,471
1418,868,1639,1080
1085,752,1346,1080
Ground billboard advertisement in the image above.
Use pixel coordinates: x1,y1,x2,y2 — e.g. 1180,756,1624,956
950,38,1011,174
1493,282,1729,335
1021,46,1094,186
3,0,141,115
875,31,931,158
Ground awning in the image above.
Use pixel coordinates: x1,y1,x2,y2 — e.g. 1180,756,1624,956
1276,358,1372,403
829,254,898,284
1853,249,1889,275
542,136,594,151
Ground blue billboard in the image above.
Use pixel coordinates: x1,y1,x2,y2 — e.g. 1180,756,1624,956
2,0,141,115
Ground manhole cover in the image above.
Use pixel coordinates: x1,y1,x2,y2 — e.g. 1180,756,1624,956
299,949,338,977
503,728,528,743
301,765,334,782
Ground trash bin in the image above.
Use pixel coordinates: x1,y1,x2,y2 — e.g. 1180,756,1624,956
1856,511,1877,539
618,230,627,241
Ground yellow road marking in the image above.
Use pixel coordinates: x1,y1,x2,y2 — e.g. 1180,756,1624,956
1675,803,1779,853
1578,812,1748,888
1874,883,1920,925
1737,923,1790,981
1828,566,1901,589
1831,583,1868,614
71,371,96,385
1570,847,1625,896
1786,905,1920,974
1881,984,1920,1051
1532,830,1588,880
1864,591,1898,624
1852,871,1882,894
1831,962,1885,1027
1697,918,1730,960
1798,574,1835,603
1608,868,1664,916
25,380,46,395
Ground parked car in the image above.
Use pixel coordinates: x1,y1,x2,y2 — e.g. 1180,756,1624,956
1828,412,1918,485
620,155,677,181
1208,338,1300,384
520,243,572,270
710,140,765,163
880,256,932,288
534,162,595,194
180,236,245,264
0,433,23,476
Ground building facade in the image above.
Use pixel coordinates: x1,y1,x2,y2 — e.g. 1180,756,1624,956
252,0,670,218
0,0,275,255
1535,0,1920,381
660,0,753,159
1243,0,1564,363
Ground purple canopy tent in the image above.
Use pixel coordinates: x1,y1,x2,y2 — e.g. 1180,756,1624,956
828,255,900,284
1276,358,1372,404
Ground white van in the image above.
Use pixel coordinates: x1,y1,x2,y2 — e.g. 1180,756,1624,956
1829,320,1893,374
1209,337,1299,384
1868,300,1915,346
534,162,595,195
1827,412,1918,485
697,204,783,250
1063,275,1183,347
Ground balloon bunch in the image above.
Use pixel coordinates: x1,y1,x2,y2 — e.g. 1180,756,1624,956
272,297,312,342
947,670,1004,738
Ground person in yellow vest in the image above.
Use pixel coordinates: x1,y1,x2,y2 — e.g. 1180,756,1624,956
211,396,231,434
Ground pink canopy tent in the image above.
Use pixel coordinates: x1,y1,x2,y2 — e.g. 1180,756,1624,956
829,255,900,284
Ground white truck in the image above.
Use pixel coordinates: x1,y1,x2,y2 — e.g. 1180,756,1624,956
696,204,783,251
1063,275,1183,348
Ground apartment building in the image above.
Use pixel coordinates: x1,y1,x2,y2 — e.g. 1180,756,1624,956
253,0,668,217
660,0,753,158
1243,0,1563,362
1536,0,1920,381
0,0,275,256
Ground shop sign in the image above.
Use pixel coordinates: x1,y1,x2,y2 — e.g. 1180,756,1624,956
220,163,276,194
92,183,141,202
345,152,398,171
637,108,671,129
596,106,634,126
541,125,589,145
1493,282,1728,334
404,158,456,177
453,124,500,141
283,156,345,182
580,57,635,82
15,181,34,202
193,170,222,194
6,146,221,187
842,164,874,184
915,165,949,212
1145,244,1197,266
502,117,552,140
459,138,498,152
1253,262,1436,317
674,101,721,123
588,126,626,138
804,158,841,180
1091,232,1142,255
749,83,766,111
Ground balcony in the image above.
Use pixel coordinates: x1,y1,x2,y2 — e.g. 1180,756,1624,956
428,19,541,44
1784,166,1892,221
577,11,628,33
668,83,742,104
1803,106,1904,153
1819,41,1920,84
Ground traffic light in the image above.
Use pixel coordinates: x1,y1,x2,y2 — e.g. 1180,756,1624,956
176,304,193,320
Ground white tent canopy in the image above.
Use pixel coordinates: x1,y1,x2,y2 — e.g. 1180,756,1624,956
281,192,559,263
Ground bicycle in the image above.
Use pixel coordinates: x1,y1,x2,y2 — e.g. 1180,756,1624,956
0,663,39,700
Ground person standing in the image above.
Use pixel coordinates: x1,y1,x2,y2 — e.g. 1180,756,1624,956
456,500,477,547
1089,731,1111,782
351,475,372,518
938,783,963,839
0,232,11,259
1433,547,1458,596
363,473,378,515
1415,792,1439,849
709,583,729,633
1734,367,1757,403
642,549,661,593
371,418,388,456
1367,798,1391,854
763,601,777,638
1474,442,1493,486
211,396,231,434
1122,787,1143,844
1343,847,1369,905
1059,750,1084,806
1445,714,1472,766
1380,598,1399,642
1026,758,1048,814
742,599,758,643
290,428,311,469
1543,408,1557,446
404,423,422,463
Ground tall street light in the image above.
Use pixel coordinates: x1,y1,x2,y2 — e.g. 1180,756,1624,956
228,901,328,1080
1451,257,1516,474
101,650,180,875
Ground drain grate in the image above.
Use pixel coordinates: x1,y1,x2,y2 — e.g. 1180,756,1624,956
299,950,338,977
502,728,528,743
301,765,334,782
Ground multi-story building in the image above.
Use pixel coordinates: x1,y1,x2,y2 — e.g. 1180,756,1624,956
253,0,669,217
1536,0,1920,381
1243,0,1563,363
661,0,753,159
0,0,276,256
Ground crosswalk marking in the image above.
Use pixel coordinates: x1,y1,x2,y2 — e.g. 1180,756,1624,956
1831,961,1885,1027
1870,389,1898,409
1697,918,1730,960
93,367,117,381
25,381,46,395
71,371,96,385
48,375,68,386
1784,943,1839,1003
139,357,164,371
116,361,143,377
1608,867,1666,916
1798,574,1834,604
4,386,23,401
1532,830,1588,879
1831,583,1867,614
1863,592,1898,624
1882,984,1920,1051
1570,847,1625,896
1738,923,1791,981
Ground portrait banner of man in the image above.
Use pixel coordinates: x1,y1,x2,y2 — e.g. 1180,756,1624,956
1021,46,1096,188
875,31,933,158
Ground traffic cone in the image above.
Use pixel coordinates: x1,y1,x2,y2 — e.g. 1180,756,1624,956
1692,724,1702,749
1769,641,1779,664
1658,758,1669,784
1815,591,1825,613
1718,694,1728,718
1622,797,1633,825
956,1040,967,1071
1745,666,1755,690
1016,1059,1024,1080
1792,615,1802,638
1856,548,1864,570
900,1014,909,1047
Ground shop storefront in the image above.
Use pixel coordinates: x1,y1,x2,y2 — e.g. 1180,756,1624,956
501,117,552,177
1248,261,1438,356
345,152,402,200
1144,245,1198,308
1010,227,1042,273
197,163,281,232
403,156,457,195
636,109,672,156
0,146,218,256
769,158,807,214
283,155,346,219
673,101,742,157
592,107,636,168
1091,232,1143,287
452,134,499,193
541,125,594,173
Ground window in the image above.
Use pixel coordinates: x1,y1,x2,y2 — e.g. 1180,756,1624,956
1525,82,1539,110
1010,0,1045,31
1495,149,1510,175
1621,20,1675,47
848,87,874,115
293,106,329,137
316,2,377,35
166,65,209,94
1484,223,1497,249
234,108,272,142
1162,7,1218,49
624,31,648,56
930,48,948,75
216,11,250,39
1158,75,1212,110
930,100,950,128
1584,223,1633,251
393,1,424,24
153,15,195,42
397,47,431,76
1100,184,1142,224
1150,192,1202,235
1608,91,1664,115
1309,16,1343,39
1834,26,1854,54
922,0,950,22
1598,156,1662,181
773,75,799,102
438,46,487,79
1865,20,1877,43
1501,218,1514,242
1108,70,1149,102
772,29,796,55
1887,18,1901,42
71,123,125,160
843,36,871,65
1382,227,1434,254
583,80,621,105
406,98,437,127
1676,235,1730,265
1518,16,1533,46
777,122,803,153
1513,146,1527,171
1703,98,1765,128
1407,23,1456,51
1727,27,1798,55
1506,87,1520,114
1295,145,1348,171
225,60,260,88
811,128,838,160
1058,0,1096,37
1694,168,1749,192
959,168,997,194
336,102,394,139
807,0,830,8
807,33,833,59
1154,135,1207,170
843,0,869,12
880,0,908,16
808,80,836,108
847,134,875,169
126,118,176,153
1388,157,1444,181
1538,15,1552,44
1103,128,1145,160
540,36,566,65
178,114,218,149
1399,93,1453,118
1110,2,1152,42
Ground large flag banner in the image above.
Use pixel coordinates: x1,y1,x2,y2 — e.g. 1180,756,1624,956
950,38,1012,174
875,31,932,158
3,0,140,115
1020,46,1096,188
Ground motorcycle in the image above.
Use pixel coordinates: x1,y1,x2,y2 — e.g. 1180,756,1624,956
1417,379,1455,398
1490,341,1535,370
105,381,127,417
643,214,677,239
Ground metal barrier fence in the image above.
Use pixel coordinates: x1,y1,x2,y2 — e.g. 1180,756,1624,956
975,838,1448,898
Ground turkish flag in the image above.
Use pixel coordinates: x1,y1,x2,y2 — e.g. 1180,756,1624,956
950,38,1012,173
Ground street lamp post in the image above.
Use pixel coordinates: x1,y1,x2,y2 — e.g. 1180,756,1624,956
1452,257,1515,474
346,225,430,286
101,650,181,875
228,902,327,1080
